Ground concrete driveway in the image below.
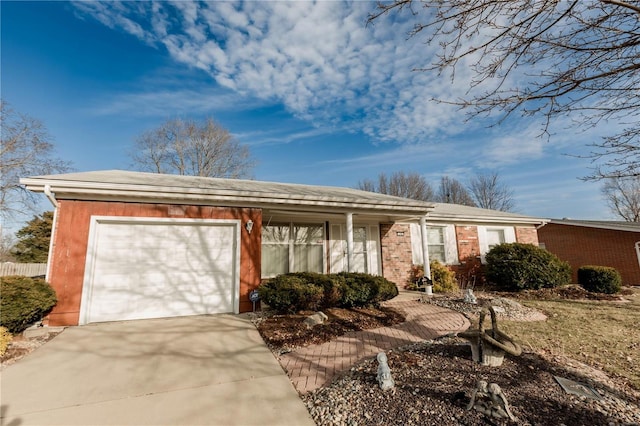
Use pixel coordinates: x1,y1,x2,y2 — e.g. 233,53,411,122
0,315,315,425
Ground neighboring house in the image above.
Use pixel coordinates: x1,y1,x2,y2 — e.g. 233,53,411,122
538,219,640,286
21,170,543,326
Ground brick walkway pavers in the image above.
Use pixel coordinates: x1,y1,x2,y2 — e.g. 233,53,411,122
277,297,471,394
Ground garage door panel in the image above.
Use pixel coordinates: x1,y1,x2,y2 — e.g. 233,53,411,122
83,219,238,324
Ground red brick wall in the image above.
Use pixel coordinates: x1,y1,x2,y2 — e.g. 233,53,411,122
538,223,640,286
379,223,413,287
455,226,481,260
47,200,262,326
515,226,539,245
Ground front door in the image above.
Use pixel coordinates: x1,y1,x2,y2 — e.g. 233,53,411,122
330,224,380,274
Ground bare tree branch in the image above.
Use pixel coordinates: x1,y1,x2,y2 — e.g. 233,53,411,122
0,100,72,220
357,171,434,201
369,0,640,179
130,117,255,179
601,176,640,221
436,176,476,206
468,171,516,212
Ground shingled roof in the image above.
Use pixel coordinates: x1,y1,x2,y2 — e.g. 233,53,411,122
21,170,435,216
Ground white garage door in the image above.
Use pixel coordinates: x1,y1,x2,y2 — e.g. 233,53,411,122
80,217,240,324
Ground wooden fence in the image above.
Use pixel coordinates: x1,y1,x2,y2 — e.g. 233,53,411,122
0,262,47,277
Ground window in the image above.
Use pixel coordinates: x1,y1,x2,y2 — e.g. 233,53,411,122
410,224,457,265
427,227,446,263
261,223,324,277
352,227,368,273
486,228,506,251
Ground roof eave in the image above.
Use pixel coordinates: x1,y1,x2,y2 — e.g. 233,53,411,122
427,212,543,225
21,178,434,216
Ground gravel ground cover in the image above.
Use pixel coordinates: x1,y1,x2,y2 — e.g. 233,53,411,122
302,337,640,426
295,287,640,425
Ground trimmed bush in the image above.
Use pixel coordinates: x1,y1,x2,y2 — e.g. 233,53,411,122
373,274,400,302
0,327,12,356
578,265,622,294
430,260,459,293
288,272,343,308
335,272,398,307
257,275,324,313
485,243,571,291
337,272,374,307
258,272,398,313
0,275,57,334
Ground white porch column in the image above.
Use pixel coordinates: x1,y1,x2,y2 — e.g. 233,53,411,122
420,216,431,278
345,212,354,272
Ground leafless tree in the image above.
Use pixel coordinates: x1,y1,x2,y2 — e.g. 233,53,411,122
601,177,640,222
0,231,16,262
130,117,255,178
357,171,434,201
369,1,640,179
436,176,476,206
0,100,72,220
468,172,515,212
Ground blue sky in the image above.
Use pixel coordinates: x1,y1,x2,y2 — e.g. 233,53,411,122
2,1,618,230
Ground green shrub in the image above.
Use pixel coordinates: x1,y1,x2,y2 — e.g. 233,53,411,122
578,265,622,294
430,260,459,293
0,275,57,334
257,275,324,313
0,326,12,356
258,272,398,313
336,272,398,307
288,272,343,308
485,243,571,291
337,272,373,307
372,275,399,301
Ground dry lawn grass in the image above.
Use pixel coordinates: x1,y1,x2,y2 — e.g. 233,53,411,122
499,287,640,390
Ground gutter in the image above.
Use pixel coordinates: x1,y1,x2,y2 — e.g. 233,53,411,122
536,220,548,230
44,185,58,208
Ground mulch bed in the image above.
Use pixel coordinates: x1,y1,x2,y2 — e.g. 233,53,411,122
255,306,405,351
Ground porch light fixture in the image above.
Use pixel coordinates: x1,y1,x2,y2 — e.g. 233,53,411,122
245,219,254,234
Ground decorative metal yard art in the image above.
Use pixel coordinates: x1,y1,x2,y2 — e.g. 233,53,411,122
459,306,522,367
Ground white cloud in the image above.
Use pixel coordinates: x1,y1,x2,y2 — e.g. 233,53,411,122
72,1,472,144
88,87,261,117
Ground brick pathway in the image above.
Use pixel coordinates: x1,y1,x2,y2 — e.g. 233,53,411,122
277,295,471,394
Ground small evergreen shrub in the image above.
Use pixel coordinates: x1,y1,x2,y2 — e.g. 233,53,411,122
257,275,324,313
578,265,622,294
289,272,343,308
485,243,571,291
373,275,399,301
0,327,12,356
0,275,57,334
430,260,459,293
258,272,398,313
336,272,398,307
338,272,374,307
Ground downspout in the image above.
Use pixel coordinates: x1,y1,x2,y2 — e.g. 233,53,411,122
43,185,58,282
635,242,640,270
44,184,58,209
